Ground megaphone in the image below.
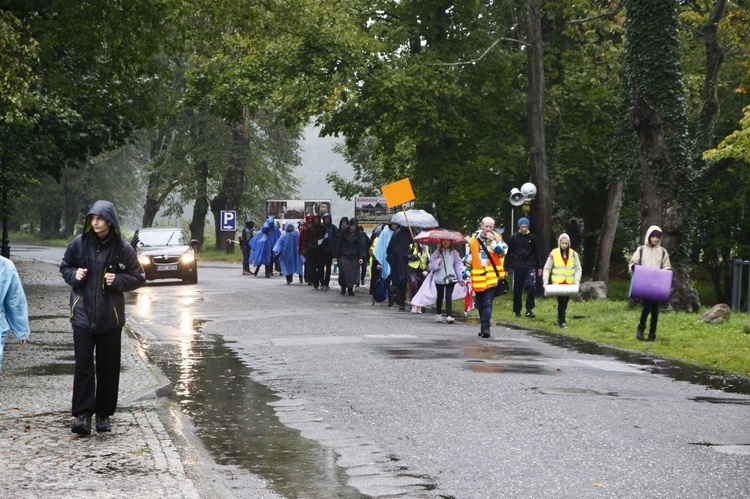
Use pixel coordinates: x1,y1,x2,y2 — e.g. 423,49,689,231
509,188,525,206
520,182,537,200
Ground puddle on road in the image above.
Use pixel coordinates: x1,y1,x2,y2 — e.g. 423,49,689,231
20,361,76,376
379,339,552,374
147,332,369,499
377,334,750,396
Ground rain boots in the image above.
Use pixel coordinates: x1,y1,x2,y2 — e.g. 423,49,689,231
636,324,646,341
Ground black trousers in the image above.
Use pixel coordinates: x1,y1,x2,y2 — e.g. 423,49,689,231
323,257,333,286
640,300,660,333
241,245,251,271
557,296,570,322
512,267,536,313
307,251,326,288
435,283,456,316
72,326,122,417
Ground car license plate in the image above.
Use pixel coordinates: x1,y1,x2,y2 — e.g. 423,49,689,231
158,264,178,271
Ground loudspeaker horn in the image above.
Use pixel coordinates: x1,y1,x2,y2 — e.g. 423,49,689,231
509,188,525,206
520,182,537,200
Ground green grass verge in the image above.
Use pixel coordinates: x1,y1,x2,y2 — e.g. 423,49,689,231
484,294,750,377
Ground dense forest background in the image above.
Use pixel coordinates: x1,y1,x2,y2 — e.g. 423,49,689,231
1,1,749,309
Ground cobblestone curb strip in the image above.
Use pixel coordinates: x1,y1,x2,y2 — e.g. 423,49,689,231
0,259,200,498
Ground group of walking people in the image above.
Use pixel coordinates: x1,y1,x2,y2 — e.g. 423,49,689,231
0,198,671,444
240,214,371,295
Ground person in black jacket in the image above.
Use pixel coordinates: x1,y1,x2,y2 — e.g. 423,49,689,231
505,217,542,319
60,200,146,436
321,213,337,289
240,220,254,275
335,218,365,296
386,224,415,310
302,215,327,290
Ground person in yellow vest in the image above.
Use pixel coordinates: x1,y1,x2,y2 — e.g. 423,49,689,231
463,217,508,338
408,242,429,313
542,233,582,328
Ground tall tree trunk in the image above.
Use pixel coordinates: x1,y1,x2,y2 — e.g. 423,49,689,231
189,159,209,251
698,0,727,149
595,179,623,282
62,174,79,237
526,0,551,256
211,127,247,251
39,205,61,239
626,0,700,312
141,134,177,227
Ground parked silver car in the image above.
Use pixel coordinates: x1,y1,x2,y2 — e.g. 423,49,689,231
133,228,198,284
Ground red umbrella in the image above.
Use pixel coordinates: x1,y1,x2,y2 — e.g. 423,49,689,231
414,229,467,245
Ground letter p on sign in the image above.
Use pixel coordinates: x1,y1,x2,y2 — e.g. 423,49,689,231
221,210,237,231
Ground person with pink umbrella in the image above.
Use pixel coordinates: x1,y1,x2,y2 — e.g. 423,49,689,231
428,238,465,323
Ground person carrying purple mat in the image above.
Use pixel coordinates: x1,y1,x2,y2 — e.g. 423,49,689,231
629,225,672,341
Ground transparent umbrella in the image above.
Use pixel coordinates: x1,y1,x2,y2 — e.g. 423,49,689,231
389,209,439,229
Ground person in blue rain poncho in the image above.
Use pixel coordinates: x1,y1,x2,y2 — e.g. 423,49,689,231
249,217,281,277
372,221,399,305
273,222,303,284
0,255,30,375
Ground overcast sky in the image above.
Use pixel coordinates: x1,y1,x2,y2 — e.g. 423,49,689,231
297,122,356,221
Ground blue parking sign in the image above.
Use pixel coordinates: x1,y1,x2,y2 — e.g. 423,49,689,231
220,210,237,231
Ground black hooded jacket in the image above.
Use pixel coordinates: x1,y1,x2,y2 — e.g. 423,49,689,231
60,200,146,333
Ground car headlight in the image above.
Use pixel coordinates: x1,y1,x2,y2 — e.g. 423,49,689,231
138,256,151,265
180,252,195,264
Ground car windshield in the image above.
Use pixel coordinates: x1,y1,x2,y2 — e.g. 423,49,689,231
138,230,187,247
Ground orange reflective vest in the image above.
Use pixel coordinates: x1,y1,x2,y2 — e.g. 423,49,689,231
469,236,505,292
550,248,576,284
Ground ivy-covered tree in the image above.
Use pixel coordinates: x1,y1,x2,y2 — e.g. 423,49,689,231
624,0,700,311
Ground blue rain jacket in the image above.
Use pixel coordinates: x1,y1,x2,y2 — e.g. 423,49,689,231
273,223,303,276
0,256,30,372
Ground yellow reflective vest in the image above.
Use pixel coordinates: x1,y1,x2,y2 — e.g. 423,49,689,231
408,245,428,270
469,236,505,292
550,248,576,284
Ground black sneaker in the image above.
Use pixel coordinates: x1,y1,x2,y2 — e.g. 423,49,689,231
348,288,355,296
95,415,111,432
479,330,491,338
514,312,521,318
71,413,92,436
525,310,536,318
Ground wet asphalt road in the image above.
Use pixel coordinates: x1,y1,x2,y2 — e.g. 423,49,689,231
17,244,750,498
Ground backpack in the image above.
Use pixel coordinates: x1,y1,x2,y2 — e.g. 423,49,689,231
372,276,388,305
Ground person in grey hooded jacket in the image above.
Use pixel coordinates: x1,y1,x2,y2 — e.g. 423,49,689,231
60,200,145,436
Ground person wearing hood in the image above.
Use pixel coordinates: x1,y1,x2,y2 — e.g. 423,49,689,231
357,225,370,287
464,217,508,338
321,213,338,289
60,200,146,436
273,222,303,284
249,217,279,277
386,223,418,311
368,224,385,296
629,225,672,341
0,255,30,374
240,220,255,275
373,221,400,305
505,217,542,319
302,215,328,289
542,233,582,328
335,218,366,296
299,214,314,284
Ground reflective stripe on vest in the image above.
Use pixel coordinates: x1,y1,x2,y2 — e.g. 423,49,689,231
469,237,505,292
550,248,575,284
